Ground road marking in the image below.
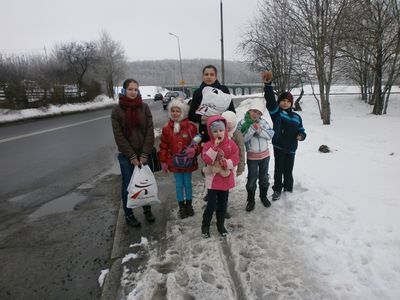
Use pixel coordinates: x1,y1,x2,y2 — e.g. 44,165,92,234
0,115,109,144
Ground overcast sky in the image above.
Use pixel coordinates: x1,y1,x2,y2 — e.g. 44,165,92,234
0,0,260,62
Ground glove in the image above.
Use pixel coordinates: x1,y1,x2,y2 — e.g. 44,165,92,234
161,162,168,173
262,70,273,83
185,147,196,159
139,155,148,165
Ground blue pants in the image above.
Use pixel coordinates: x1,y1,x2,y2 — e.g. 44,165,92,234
246,157,270,197
117,153,151,217
173,172,193,202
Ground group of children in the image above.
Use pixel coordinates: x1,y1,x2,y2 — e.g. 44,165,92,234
158,70,306,238
111,68,306,237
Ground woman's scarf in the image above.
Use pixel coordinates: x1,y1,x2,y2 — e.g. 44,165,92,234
119,95,143,135
240,111,254,134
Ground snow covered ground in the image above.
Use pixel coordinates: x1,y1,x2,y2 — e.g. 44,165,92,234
1,85,399,299
120,86,400,300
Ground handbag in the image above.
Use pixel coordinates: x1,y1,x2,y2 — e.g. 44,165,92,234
148,147,162,173
172,151,194,168
127,165,161,209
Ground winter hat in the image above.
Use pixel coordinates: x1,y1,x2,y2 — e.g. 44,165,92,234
247,98,265,115
210,120,225,132
168,98,189,122
278,91,294,106
221,111,237,137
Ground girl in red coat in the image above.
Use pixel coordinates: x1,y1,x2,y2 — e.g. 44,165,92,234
159,98,201,219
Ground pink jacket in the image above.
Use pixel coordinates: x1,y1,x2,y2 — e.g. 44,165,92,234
202,115,239,191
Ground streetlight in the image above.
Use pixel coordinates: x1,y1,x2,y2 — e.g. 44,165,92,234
169,32,184,91
220,0,225,85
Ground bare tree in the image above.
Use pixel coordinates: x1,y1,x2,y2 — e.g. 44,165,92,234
53,41,98,100
96,30,127,98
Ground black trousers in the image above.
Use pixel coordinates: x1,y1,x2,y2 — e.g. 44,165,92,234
273,148,295,192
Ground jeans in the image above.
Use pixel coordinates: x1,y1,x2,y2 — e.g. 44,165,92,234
117,153,151,217
202,189,229,226
246,156,270,196
173,172,193,202
273,148,295,192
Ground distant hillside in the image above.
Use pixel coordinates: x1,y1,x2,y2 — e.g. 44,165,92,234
125,59,260,86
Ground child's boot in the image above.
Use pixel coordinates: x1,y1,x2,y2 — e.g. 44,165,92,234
272,191,281,201
246,191,255,212
178,201,187,219
260,187,271,207
216,210,228,237
185,199,194,216
201,224,210,238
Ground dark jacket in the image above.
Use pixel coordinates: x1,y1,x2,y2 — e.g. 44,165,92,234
188,80,235,142
111,103,154,159
264,83,306,154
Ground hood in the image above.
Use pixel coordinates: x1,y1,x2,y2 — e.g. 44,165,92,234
247,98,266,115
168,98,189,122
207,115,229,143
221,111,237,137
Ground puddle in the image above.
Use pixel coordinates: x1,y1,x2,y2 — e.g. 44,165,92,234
29,192,87,219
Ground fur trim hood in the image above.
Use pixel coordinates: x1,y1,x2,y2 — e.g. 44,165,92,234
168,98,189,122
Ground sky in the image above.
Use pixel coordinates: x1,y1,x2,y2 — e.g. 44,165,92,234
2,85,399,299
0,0,260,61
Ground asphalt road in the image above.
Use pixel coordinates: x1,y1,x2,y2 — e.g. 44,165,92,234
0,99,169,300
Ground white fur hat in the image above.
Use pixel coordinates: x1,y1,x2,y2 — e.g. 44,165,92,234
221,111,237,137
248,98,265,115
168,98,189,121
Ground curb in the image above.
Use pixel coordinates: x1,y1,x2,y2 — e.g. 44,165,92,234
101,203,125,300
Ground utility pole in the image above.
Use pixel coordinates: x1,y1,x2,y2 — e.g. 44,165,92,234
169,32,185,92
220,0,225,85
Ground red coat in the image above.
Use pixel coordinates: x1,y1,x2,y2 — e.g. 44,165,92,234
159,118,200,172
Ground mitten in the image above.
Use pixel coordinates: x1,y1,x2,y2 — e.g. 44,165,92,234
161,162,168,173
185,147,196,158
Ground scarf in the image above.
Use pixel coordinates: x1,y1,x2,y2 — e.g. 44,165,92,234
240,111,255,134
119,95,143,135
198,79,224,92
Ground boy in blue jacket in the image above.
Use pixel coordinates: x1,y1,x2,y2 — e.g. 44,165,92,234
263,71,306,201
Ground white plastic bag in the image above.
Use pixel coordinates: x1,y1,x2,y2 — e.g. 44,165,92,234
196,86,232,116
127,165,160,209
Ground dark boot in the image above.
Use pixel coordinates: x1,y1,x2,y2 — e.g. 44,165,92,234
272,191,281,201
126,214,141,227
143,206,155,222
216,210,228,237
260,187,271,207
185,200,194,216
201,225,210,238
178,201,187,219
246,191,255,212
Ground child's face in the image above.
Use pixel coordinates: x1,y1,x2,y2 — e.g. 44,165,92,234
279,99,292,110
202,68,217,85
212,128,225,141
126,82,139,100
249,109,262,121
170,107,182,121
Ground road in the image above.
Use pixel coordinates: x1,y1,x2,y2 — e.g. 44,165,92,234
0,99,169,300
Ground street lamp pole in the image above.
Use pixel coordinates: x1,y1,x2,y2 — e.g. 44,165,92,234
169,32,184,92
220,0,225,85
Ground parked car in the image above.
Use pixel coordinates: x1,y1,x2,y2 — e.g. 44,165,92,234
154,93,163,101
162,91,187,110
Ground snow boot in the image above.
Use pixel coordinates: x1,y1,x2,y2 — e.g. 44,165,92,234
201,225,210,238
272,191,281,201
143,206,155,222
216,210,228,237
246,191,255,212
125,214,141,227
178,201,187,219
185,200,194,216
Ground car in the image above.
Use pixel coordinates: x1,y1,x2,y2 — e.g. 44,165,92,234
154,93,163,101
162,91,187,110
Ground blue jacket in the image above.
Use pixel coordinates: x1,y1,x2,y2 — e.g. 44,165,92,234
264,84,306,154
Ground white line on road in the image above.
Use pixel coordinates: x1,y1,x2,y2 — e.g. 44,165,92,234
0,115,110,144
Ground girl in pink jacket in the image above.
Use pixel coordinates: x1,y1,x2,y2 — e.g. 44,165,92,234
201,115,239,238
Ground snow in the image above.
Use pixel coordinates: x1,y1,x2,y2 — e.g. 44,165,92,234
119,86,400,300
2,84,399,299
98,269,109,288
